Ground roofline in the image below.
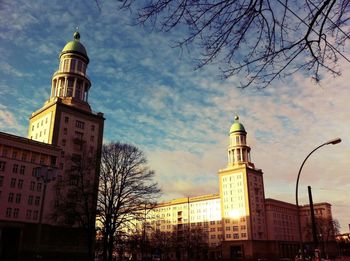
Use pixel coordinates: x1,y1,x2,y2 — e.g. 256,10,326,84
0,131,61,151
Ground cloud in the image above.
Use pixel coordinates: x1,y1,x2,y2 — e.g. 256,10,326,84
0,62,32,78
0,108,22,133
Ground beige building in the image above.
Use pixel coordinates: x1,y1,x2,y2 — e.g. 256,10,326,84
138,116,336,260
0,31,104,261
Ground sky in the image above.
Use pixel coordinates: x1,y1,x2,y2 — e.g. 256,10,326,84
0,0,349,233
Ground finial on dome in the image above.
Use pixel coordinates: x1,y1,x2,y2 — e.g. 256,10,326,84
234,115,239,121
73,28,80,41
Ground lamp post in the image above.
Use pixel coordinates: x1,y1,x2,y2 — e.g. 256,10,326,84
295,137,341,260
34,166,57,260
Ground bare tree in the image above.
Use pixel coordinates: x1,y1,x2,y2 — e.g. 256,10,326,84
116,0,350,88
97,142,161,261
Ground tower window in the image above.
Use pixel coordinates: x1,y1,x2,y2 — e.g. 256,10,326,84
70,59,76,72
67,78,74,96
75,120,85,129
63,59,69,71
77,61,82,72
75,81,82,99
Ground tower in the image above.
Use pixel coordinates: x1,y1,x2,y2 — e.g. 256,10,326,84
218,116,267,245
28,31,104,173
26,32,104,258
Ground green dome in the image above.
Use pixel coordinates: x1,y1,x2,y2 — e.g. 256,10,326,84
229,115,246,133
60,31,88,60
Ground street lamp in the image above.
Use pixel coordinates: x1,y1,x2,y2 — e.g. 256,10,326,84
295,138,341,259
34,166,57,260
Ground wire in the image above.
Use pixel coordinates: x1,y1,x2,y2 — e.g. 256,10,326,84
307,0,350,40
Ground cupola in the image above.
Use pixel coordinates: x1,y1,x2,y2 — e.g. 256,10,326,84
227,115,254,168
49,31,92,111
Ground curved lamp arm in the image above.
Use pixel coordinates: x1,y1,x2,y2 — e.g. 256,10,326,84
295,137,341,257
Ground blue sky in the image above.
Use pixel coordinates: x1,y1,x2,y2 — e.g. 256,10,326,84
1,0,349,232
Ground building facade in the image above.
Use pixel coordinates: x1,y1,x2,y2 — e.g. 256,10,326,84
138,116,336,260
0,32,104,261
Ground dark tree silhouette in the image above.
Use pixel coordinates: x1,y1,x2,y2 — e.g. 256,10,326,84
97,142,161,261
52,149,99,261
116,0,350,88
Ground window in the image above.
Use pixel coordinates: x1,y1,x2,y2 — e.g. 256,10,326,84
12,164,18,173
63,128,67,135
20,165,25,175
15,194,21,203
75,131,83,139
63,59,69,71
65,116,69,123
70,59,76,72
91,124,95,131
75,82,82,99
18,179,23,189
75,120,85,129
28,195,33,205
241,233,247,237
35,196,40,206
6,208,12,217
62,139,66,146
10,178,16,188
226,234,231,238
26,210,32,219
30,181,35,191
37,183,42,192
31,154,37,163
40,155,46,165
8,193,14,202
22,152,28,161
13,208,19,218
226,226,231,231
90,135,94,142
77,61,82,72
233,226,239,231
233,233,239,239
2,148,8,157
67,78,74,96
32,125,34,131
33,210,38,220
0,161,5,171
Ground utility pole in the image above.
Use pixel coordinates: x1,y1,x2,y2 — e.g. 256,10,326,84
308,186,319,259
